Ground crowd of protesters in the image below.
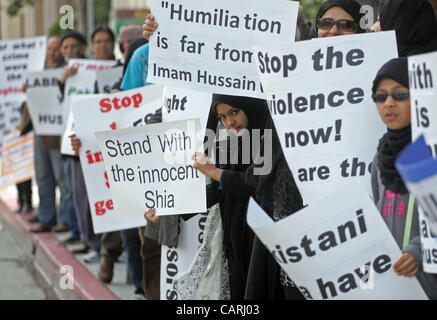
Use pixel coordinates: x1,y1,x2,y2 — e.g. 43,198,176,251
5,0,437,300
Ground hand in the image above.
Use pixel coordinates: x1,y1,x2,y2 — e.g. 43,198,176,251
110,88,120,94
192,152,222,182
69,134,82,156
393,252,418,277
61,66,78,84
144,208,160,224
143,14,158,41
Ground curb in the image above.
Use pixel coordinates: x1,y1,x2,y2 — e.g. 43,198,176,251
0,196,119,300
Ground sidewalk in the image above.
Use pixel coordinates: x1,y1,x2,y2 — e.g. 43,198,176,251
0,185,136,300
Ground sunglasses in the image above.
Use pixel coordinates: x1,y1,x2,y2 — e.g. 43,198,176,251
318,18,357,32
372,91,410,103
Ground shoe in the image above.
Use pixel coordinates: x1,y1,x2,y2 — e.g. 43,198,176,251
98,256,114,284
133,293,146,300
30,224,52,233
60,236,81,245
84,250,100,264
29,215,39,223
72,244,90,254
52,224,69,233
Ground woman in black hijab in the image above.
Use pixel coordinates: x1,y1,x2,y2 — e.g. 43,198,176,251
316,0,366,37
374,0,437,57
193,95,305,300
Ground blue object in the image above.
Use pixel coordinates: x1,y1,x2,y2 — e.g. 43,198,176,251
121,43,152,90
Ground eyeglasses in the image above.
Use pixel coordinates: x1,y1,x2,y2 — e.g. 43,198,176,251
372,92,410,103
318,18,358,32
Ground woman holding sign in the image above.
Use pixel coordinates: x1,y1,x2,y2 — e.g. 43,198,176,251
371,57,437,299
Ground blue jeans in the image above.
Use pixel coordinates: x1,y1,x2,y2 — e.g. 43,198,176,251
34,135,69,227
121,229,144,294
63,157,79,239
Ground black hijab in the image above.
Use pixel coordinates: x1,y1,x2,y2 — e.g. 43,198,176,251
316,0,366,34
373,58,411,194
380,0,437,57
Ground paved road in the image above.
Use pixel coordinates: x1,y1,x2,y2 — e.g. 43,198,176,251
0,214,48,300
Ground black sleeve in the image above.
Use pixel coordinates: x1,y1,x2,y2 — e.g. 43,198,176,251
220,169,257,198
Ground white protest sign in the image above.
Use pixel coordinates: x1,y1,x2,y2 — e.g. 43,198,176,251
0,130,34,187
25,68,64,135
148,0,299,98
60,59,117,155
409,51,437,157
396,135,437,273
0,36,46,150
247,182,428,300
162,86,212,137
161,213,208,300
73,85,164,233
96,118,207,219
252,32,398,204
96,66,124,93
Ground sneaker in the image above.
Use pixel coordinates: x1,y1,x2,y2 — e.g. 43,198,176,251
71,244,91,255
84,250,100,264
59,236,81,245
134,293,146,300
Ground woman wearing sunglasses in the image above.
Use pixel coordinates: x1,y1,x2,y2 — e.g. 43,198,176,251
316,0,365,38
371,58,437,299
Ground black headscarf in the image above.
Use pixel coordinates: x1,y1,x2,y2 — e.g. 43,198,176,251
316,0,366,34
380,0,437,57
373,58,411,194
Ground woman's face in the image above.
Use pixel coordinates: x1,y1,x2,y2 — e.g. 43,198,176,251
216,103,249,136
317,6,357,38
371,16,381,32
375,78,411,130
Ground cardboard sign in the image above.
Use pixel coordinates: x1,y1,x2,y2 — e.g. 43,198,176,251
253,32,398,204
148,0,298,98
247,182,428,300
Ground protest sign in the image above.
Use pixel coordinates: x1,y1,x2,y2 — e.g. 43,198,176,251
162,86,212,137
118,98,163,129
96,118,207,219
96,66,124,93
409,51,437,157
25,68,64,135
396,135,437,273
73,85,164,233
148,0,299,98
161,213,208,300
247,182,428,300
0,130,34,187
252,32,398,204
0,36,46,150
60,59,117,155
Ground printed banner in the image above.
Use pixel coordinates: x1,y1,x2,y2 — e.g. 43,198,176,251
247,182,428,300
96,118,207,218
409,51,437,157
160,213,208,300
253,31,398,204
25,68,64,135
148,0,299,98
396,135,437,273
60,59,117,155
0,130,34,187
73,85,164,233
